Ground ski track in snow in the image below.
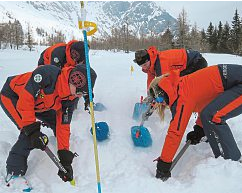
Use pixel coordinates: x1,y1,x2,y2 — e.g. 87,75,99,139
0,48,242,193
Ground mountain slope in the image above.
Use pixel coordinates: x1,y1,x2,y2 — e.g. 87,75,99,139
0,1,177,41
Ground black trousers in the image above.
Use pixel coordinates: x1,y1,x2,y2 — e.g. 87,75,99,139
201,65,242,161
5,110,56,176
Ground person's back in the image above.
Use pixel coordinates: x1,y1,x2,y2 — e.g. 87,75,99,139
38,43,66,68
133,46,208,89
179,65,224,112
38,40,86,69
155,48,187,74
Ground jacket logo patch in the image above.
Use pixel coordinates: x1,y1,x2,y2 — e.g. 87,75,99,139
40,94,44,98
34,74,42,83
54,57,59,63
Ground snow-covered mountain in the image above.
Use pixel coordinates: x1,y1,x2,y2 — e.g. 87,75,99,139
0,1,177,41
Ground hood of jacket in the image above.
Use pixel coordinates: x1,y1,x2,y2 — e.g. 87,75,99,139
65,40,79,67
158,70,181,107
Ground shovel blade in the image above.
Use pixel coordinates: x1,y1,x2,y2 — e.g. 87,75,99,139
132,102,149,121
131,126,152,147
94,102,107,111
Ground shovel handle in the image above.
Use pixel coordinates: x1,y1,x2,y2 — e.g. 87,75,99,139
140,96,143,103
170,140,191,171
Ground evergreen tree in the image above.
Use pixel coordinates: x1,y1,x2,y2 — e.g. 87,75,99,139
188,23,201,51
216,21,223,52
206,22,214,52
211,26,218,52
200,29,208,52
160,27,174,50
231,9,241,54
0,24,4,49
26,23,34,51
219,22,231,53
176,8,190,48
13,19,24,49
7,21,14,49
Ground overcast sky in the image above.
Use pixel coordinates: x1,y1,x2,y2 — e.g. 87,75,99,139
157,1,242,30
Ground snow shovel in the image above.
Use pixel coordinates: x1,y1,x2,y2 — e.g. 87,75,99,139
132,96,149,121
45,146,76,186
94,102,107,111
131,104,154,147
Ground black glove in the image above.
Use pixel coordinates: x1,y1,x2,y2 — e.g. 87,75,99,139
83,93,94,112
186,125,205,145
84,99,90,111
23,122,48,150
156,159,172,182
58,150,75,182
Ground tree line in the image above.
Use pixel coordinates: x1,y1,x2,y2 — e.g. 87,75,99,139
0,8,241,55
0,20,65,51
91,8,242,56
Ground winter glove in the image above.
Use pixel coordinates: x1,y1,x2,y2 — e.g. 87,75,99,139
83,93,94,112
186,125,205,145
156,159,172,182
84,99,90,112
23,122,48,150
57,150,75,182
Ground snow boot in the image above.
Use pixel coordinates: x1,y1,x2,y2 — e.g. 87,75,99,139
5,173,32,192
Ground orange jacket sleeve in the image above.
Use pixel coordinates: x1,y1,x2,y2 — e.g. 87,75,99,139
160,99,194,163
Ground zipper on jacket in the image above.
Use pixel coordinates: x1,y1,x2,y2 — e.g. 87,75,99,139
177,105,184,131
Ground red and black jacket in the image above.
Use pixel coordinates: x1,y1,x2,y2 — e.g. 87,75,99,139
146,46,204,89
158,65,225,163
38,40,78,69
0,65,77,150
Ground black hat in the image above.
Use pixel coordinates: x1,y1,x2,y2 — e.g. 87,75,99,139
69,64,97,93
133,49,150,66
70,41,86,64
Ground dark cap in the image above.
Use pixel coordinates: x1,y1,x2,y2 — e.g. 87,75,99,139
70,41,86,64
133,49,150,66
69,64,97,93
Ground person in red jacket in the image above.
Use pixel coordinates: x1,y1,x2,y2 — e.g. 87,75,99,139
133,47,208,89
0,64,97,182
147,64,242,181
38,40,91,110
38,40,87,68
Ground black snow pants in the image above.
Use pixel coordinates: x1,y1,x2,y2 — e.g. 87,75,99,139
0,92,56,176
200,64,242,161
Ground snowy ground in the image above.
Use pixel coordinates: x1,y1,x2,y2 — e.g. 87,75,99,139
0,47,242,193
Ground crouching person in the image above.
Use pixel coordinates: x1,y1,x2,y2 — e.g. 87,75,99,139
148,64,242,181
0,64,97,182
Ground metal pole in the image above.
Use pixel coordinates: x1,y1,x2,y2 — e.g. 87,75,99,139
80,2,102,193
170,140,191,171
